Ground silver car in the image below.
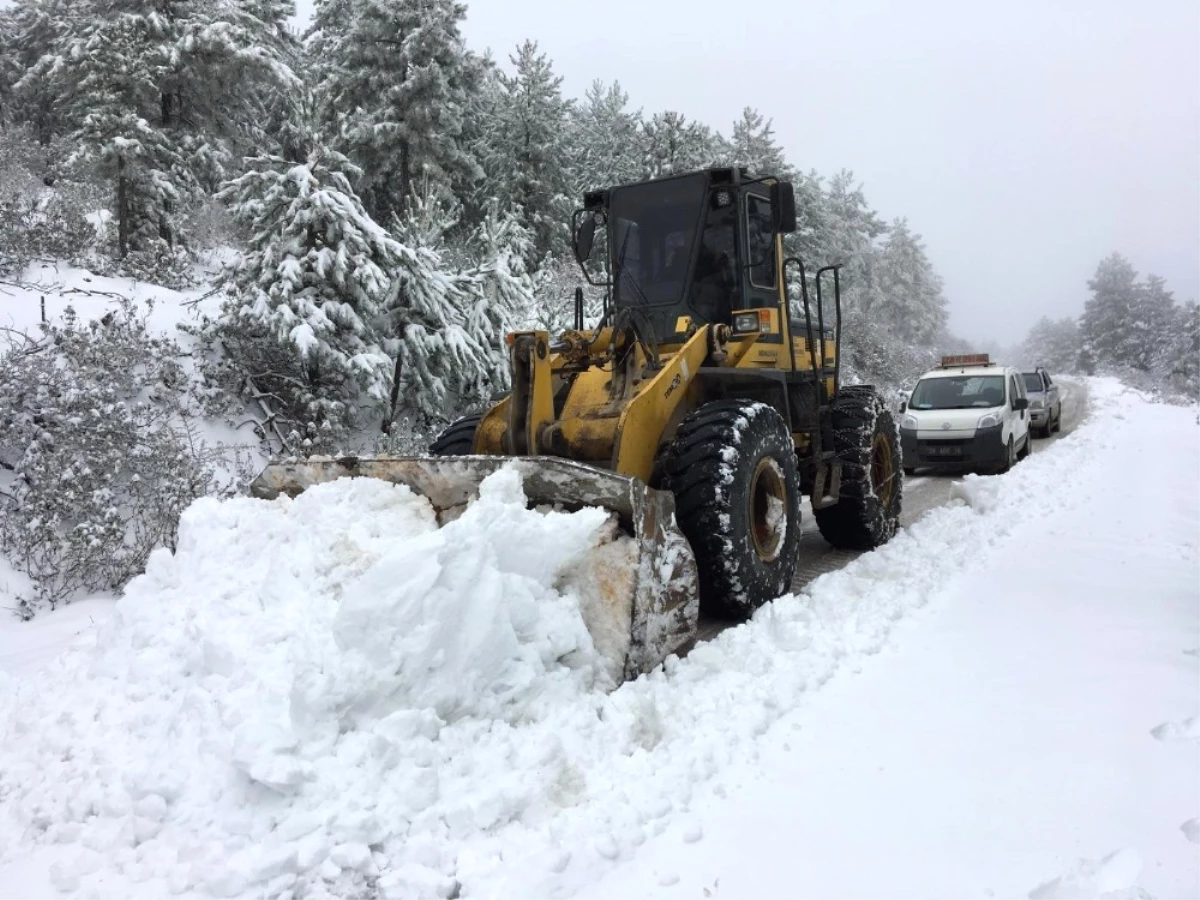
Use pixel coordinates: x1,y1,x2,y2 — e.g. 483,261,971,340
1022,368,1061,437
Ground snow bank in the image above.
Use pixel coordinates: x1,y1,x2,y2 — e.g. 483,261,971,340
0,468,615,899
2,376,1194,900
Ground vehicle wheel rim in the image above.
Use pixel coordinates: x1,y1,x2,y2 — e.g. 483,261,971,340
871,431,896,507
749,456,787,563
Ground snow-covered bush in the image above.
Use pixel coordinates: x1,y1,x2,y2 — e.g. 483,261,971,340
0,302,216,615
0,127,108,275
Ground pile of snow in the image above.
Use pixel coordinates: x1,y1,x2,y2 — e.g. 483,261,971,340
1,375,1196,900
0,469,616,899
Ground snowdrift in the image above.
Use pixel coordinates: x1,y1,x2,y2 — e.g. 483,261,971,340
1,377,1194,900
0,468,621,898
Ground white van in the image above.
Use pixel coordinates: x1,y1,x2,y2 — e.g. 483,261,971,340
899,354,1032,475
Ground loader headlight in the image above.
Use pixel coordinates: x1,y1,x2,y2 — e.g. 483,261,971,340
900,414,918,430
977,412,1001,428
733,312,760,333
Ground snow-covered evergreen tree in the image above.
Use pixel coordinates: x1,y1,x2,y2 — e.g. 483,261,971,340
870,218,947,343
2,0,74,142
1135,274,1180,373
307,0,483,225
1081,252,1142,369
380,184,490,425
214,135,397,445
483,40,574,268
722,107,791,177
638,110,718,179
13,0,296,265
0,6,17,126
570,80,643,191
458,202,534,392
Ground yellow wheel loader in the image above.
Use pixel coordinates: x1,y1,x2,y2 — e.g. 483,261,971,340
251,167,903,684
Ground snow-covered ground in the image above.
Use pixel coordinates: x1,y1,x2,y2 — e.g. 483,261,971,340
1,375,1196,900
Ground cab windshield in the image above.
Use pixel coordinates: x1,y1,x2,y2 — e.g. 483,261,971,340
1022,373,1043,392
608,173,706,311
909,375,1006,410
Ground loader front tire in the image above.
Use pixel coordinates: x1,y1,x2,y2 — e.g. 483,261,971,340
430,413,483,456
814,386,902,551
663,400,801,620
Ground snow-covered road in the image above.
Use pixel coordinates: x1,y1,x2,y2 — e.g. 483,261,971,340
785,378,1089,605
579,381,1198,900
1,377,1196,900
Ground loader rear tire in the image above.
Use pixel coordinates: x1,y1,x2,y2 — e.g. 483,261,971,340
430,413,483,456
662,400,801,620
814,386,902,551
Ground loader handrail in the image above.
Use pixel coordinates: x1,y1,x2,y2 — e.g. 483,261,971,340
783,256,820,379
815,264,844,398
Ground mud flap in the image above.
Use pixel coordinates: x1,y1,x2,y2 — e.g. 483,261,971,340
249,455,700,684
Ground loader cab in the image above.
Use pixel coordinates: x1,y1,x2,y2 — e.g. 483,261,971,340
572,167,796,344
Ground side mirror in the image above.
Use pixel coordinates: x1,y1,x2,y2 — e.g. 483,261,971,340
899,401,907,413
573,215,597,265
1013,397,1029,411
770,181,797,234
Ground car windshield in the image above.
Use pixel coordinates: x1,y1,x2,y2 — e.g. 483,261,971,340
1022,373,1043,392
909,375,1006,410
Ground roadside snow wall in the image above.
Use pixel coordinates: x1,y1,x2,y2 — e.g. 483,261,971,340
0,467,618,898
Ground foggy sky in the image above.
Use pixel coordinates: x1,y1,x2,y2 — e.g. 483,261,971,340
293,0,1197,347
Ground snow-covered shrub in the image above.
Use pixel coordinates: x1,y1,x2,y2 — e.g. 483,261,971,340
0,127,108,274
0,302,216,615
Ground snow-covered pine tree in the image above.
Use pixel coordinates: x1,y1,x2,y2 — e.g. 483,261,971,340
458,202,535,394
722,107,792,177
871,217,947,344
1080,252,1142,370
214,134,397,448
570,80,643,192
380,184,491,428
483,40,575,269
14,0,296,268
0,6,17,127
1134,274,1179,373
638,110,719,179
3,0,76,142
307,0,484,225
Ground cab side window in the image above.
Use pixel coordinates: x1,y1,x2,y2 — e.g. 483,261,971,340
1009,374,1022,405
745,194,777,290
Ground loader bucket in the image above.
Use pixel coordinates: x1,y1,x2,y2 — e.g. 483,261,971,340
249,455,700,684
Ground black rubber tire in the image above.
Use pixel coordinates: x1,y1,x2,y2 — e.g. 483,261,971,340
813,385,902,551
430,413,483,456
1018,431,1032,460
999,436,1015,473
1052,405,1062,433
662,400,802,620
